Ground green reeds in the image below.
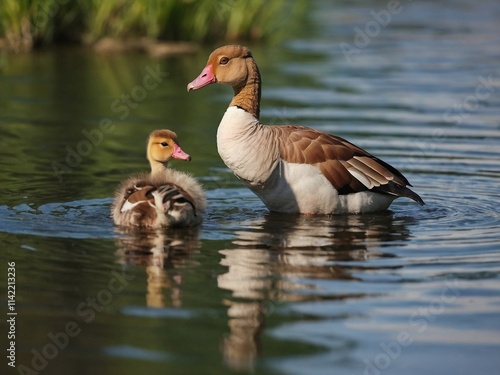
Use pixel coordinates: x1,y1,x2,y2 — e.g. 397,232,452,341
0,0,307,51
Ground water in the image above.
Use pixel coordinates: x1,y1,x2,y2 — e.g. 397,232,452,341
1,1,500,374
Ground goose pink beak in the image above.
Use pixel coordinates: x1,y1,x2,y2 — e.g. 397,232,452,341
172,144,191,161
187,65,216,91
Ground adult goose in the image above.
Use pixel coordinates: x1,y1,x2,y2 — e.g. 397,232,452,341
187,45,424,214
112,129,206,228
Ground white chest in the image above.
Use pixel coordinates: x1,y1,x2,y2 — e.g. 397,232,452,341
217,107,278,186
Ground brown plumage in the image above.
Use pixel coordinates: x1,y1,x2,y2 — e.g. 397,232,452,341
111,130,206,228
274,125,423,202
188,45,424,214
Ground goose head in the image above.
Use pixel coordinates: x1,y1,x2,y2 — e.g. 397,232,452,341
147,130,191,174
187,45,253,92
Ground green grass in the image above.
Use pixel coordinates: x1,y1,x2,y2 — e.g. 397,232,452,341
0,0,308,51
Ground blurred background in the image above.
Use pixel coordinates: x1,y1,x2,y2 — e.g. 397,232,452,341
1,1,499,375
0,0,307,51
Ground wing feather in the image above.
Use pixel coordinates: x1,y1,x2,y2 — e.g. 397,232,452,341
274,125,424,204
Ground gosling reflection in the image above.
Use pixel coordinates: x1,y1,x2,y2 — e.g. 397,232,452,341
114,228,201,308
219,212,411,370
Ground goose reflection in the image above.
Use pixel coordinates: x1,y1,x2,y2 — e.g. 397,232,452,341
218,211,412,370
114,228,201,308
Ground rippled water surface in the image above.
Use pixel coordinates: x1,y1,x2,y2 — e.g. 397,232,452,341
1,1,499,374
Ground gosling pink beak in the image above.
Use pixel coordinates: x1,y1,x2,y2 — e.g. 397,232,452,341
187,65,216,91
172,144,191,161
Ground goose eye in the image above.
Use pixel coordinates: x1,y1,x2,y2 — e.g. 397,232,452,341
160,142,169,147
219,57,229,65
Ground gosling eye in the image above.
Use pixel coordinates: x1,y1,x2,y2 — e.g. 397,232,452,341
160,142,169,147
219,56,229,65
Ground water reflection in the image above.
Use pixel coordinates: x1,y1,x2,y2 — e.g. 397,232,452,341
112,211,413,371
218,212,412,370
114,228,201,308
1,0,499,373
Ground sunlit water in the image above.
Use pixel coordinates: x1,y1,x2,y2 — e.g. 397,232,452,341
1,1,499,374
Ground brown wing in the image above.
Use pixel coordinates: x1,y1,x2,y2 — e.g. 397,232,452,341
125,184,156,205
117,179,199,227
275,125,424,204
118,184,158,226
